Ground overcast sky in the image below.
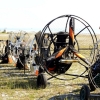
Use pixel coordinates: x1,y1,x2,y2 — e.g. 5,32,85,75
0,0,100,33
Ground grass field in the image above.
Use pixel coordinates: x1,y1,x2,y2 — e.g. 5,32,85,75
0,65,87,100
0,33,100,100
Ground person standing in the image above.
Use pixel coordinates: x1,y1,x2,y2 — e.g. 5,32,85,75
1,40,9,63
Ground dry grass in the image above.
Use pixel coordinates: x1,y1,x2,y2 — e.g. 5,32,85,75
0,65,87,100
0,66,99,100
0,33,9,40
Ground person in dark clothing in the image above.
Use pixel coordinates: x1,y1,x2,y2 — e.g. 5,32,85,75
16,54,25,70
16,40,29,70
1,40,10,63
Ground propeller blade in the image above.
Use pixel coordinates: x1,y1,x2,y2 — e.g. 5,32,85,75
69,17,75,46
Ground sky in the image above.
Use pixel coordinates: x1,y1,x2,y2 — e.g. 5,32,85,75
0,0,100,33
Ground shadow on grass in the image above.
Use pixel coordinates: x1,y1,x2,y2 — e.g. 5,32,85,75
10,77,38,89
48,86,100,100
49,93,80,100
0,73,38,89
0,66,40,89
